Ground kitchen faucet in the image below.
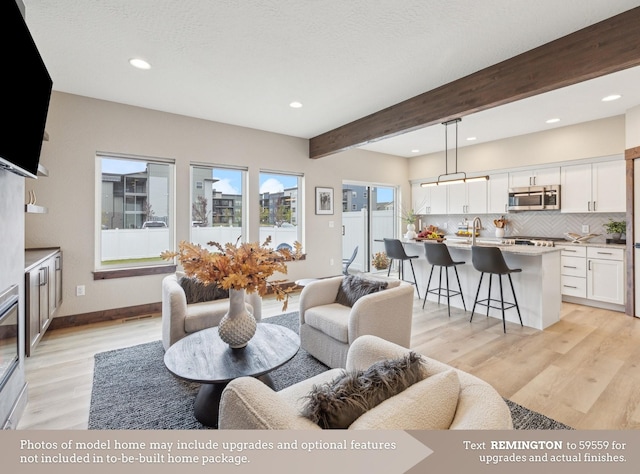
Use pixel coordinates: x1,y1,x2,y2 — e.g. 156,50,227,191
471,217,482,246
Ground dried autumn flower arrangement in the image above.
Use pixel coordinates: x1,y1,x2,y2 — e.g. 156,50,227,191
161,237,303,311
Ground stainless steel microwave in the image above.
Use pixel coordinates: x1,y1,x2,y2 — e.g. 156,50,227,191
508,185,560,211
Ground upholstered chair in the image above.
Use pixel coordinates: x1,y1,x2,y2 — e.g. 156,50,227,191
298,275,414,368
218,335,514,430
161,272,261,350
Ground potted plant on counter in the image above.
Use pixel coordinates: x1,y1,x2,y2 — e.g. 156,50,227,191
603,219,626,243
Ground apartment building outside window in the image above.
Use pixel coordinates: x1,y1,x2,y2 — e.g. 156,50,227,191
259,171,303,250
96,154,175,270
190,165,246,246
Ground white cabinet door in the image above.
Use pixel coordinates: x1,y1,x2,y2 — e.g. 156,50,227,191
592,160,625,213
467,180,487,214
561,163,592,213
411,183,430,215
447,183,467,214
561,160,625,213
509,167,560,187
488,173,509,214
429,185,448,214
509,170,534,188
534,167,561,186
587,258,625,305
446,181,487,214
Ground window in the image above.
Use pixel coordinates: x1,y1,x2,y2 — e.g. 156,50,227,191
190,165,246,246
259,171,303,249
96,154,174,271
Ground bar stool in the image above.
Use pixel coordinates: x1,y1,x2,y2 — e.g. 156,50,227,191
422,242,466,317
470,246,523,333
383,238,420,298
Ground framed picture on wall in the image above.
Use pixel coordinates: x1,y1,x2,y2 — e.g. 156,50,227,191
315,187,334,215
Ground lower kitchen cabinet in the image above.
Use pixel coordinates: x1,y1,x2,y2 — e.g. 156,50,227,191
560,245,624,309
586,247,625,305
25,248,62,356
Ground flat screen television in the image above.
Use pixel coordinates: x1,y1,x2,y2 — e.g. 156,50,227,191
0,0,52,179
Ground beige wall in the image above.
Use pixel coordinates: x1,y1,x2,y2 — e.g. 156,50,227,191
626,105,640,150
26,92,409,318
408,115,625,180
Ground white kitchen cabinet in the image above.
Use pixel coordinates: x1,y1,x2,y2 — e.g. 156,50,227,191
561,159,625,213
412,182,448,215
487,172,509,214
559,244,625,309
447,180,487,214
586,247,625,305
411,183,429,215
560,246,587,298
509,167,560,188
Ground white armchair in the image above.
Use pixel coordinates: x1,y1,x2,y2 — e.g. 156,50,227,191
298,275,414,368
218,335,513,430
161,272,261,350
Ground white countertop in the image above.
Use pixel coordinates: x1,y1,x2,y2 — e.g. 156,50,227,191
402,238,560,255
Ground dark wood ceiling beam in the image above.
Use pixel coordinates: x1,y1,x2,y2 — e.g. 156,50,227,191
309,7,640,159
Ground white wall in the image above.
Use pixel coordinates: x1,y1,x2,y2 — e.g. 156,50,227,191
408,115,625,180
24,92,409,318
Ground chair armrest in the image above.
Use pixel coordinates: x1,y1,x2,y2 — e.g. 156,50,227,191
347,283,414,347
162,274,189,350
219,377,320,430
298,276,343,323
345,335,412,371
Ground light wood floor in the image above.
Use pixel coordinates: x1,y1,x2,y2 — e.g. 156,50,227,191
16,291,640,430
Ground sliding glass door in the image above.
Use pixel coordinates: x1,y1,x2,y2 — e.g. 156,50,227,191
342,183,396,274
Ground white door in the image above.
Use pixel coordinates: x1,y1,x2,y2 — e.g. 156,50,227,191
561,163,592,213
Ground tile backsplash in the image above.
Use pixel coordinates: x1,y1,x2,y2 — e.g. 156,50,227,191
419,211,626,243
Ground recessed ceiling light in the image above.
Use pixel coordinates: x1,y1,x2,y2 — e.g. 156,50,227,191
466,136,477,141
411,149,420,153
129,58,151,70
289,101,303,108
602,94,622,102
546,118,560,124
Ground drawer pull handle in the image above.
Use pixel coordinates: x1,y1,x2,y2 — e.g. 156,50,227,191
597,252,613,255
563,285,577,289
563,265,577,268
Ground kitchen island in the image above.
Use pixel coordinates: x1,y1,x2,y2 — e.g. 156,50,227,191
401,239,561,330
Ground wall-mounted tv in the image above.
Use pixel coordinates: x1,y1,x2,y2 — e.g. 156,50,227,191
0,0,52,179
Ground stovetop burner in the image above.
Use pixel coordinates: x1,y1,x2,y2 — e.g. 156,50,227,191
504,236,565,247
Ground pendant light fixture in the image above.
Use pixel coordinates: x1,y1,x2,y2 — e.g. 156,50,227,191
420,118,489,187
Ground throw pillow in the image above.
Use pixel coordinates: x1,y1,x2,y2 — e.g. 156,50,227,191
300,352,426,429
349,369,460,429
335,274,388,307
179,276,229,304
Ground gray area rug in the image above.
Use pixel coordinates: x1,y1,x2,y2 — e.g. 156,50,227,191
89,311,572,430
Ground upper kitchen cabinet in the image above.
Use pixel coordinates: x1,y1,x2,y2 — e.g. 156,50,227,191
487,173,509,214
509,167,560,188
561,159,625,213
411,182,447,215
447,180,487,214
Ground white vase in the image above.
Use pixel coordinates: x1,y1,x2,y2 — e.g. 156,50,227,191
495,228,505,238
218,288,257,348
405,223,417,239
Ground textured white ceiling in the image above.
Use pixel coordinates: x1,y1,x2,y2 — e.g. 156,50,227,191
22,0,640,156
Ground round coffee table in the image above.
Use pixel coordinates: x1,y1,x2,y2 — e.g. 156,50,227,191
164,322,300,427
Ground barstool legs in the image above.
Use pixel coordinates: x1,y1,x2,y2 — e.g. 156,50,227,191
423,264,464,317
470,272,522,333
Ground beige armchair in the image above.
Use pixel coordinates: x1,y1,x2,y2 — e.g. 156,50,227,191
161,272,261,350
218,335,513,430
298,275,414,368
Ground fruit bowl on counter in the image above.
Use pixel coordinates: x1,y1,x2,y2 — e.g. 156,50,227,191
455,231,479,237
416,225,445,242
564,232,600,243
